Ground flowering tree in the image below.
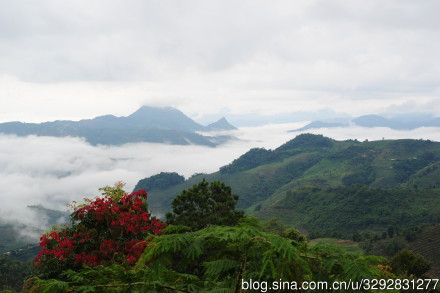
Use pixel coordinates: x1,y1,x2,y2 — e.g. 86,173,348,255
34,183,166,279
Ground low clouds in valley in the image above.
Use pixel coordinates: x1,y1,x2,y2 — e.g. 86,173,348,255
2,123,440,237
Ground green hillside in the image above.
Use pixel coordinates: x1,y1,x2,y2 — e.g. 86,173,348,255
364,224,440,277
255,185,440,236
138,134,440,217
133,134,440,279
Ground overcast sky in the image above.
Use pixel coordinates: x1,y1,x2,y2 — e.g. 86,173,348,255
0,0,439,123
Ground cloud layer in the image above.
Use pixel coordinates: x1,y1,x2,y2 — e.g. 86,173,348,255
0,129,291,232
2,123,440,237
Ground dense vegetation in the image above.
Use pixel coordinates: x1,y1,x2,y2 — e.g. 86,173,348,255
1,180,438,291
220,134,334,175
165,179,244,231
33,183,166,281
257,185,440,237
220,148,274,174
0,257,32,291
21,182,409,292
133,172,185,192
26,219,396,292
139,134,440,220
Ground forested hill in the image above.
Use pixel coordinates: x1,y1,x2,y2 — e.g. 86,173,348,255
135,133,440,219
0,106,237,146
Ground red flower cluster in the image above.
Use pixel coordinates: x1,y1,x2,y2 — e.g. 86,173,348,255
35,189,166,268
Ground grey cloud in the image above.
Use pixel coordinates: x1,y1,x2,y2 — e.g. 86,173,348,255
1,0,436,87
384,99,440,115
0,1,439,132
310,1,440,31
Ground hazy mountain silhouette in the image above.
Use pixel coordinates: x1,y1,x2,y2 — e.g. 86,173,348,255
206,117,238,131
291,113,440,132
0,106,237,146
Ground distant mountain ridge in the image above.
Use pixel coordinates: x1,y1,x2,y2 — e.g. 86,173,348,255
0,106,238,146
291,113,440,132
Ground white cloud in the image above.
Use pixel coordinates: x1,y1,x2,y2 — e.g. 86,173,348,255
0,123,301,230
0,130,291,232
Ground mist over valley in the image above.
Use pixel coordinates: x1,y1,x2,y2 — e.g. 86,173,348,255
1,109,440,241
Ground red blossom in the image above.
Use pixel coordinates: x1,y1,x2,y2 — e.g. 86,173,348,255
35,189,166,268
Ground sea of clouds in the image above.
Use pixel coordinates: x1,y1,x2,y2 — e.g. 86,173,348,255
1,123,440,238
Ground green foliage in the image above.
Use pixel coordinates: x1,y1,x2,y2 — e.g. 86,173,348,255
138,217,385,290
220,148,273,174
384,238,406,256
245,153,322,206
97,181,126,201
220,135,334,175
32,264,160,292
0,257,32,291
259,185,440,237
133,172,185,192
33,218,391,292
263,218,288,234
393,154,434,183
309,243,385,282
166,179,244,231
367,223,440,278
390,249,431,277
276,133,334,152
281,228,307,243
342,166,375,186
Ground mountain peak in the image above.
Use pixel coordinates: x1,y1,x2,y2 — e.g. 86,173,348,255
127,106,204,132
352,114,404,129
129,106,179,119
206,117,237,131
